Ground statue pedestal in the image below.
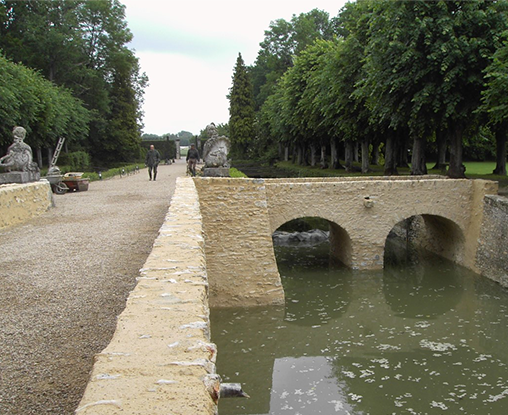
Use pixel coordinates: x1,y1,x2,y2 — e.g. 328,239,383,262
203,167,230,177
0,171,38,184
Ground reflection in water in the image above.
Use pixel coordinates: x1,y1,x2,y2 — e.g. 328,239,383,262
383,254,464,318
211,241,508,415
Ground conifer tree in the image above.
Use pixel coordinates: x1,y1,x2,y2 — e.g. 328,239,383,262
228,53,255,158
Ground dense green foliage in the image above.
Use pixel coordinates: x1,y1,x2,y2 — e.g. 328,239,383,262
58,151,91,171
0,0,147,167
228,53,255,158
241,0,508,178
0,55,90,153
143,131,195,146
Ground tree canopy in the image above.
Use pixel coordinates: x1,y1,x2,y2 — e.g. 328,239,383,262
228,53,255,158
0,54,90,151
245,0,508,177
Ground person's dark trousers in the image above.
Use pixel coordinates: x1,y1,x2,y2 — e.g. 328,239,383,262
148,165,157,180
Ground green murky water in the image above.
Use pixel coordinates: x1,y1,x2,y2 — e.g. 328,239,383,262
211,240,508,415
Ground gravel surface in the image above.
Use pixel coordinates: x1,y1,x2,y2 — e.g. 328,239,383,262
0,160,187,414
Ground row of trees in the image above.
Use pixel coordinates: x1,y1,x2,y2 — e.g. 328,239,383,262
0,55,90,158
0,0,146,167
229,0,508,177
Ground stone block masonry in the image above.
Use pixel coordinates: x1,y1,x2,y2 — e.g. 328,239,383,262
0,180,53,229
476,195,508,287
193,177,285,308
76,178,218,415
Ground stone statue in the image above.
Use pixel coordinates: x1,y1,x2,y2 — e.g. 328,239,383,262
205,123,219,140
0,126,40,183
203,123,230,169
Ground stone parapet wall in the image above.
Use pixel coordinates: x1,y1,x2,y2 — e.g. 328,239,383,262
476,195,508,287
76,178,217,415
0,180,53,229
264,178,496,270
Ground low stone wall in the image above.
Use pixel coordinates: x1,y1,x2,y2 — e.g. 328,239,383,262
0,180,53,229
476,195,508,287
76,178,217,415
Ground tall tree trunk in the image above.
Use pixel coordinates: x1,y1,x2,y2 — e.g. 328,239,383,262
493,125,507,176
310,143,317,167
384,135,398,175
361,138,370,173
354,141,359,163
447,125,466,178
297,144,307,166
36,147,43,168
284,146,289,162
320,145,328,169
47,148,53,168
330,138,338,169
411,135,427,175
432,129,447,172
398,136,409,168
371,139,380,166
344,140,354,171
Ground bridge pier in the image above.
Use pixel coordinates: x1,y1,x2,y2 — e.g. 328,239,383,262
193,178,285,308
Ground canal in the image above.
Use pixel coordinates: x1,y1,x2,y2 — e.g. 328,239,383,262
211,231,508,414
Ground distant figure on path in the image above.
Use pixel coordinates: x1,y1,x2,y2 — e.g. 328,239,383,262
145,144,161,181
186,144,200,177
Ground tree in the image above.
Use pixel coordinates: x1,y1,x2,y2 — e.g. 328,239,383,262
100,50,146,163
0,54,89,154
251,9,337,110
228,53,255,158
359,0,508,178
0,0,147,165
482,31,508,175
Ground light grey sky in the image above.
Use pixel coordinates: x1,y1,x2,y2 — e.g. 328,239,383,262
121,0,348,136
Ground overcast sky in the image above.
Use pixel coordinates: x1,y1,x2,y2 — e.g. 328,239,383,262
121,0,348,136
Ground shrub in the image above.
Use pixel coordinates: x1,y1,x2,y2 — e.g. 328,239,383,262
58,151,91,171
229,167,248,177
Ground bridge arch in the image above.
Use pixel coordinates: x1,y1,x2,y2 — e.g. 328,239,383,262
383,214,466,266
272,216,354,268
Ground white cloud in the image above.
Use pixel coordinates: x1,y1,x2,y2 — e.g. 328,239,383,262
121,0,348,135
138,51,233,135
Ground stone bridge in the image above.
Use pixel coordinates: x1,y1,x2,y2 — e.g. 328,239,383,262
194,176,498,308
76,175,504,414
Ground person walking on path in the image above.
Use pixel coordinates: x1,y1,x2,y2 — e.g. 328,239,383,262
186,143,200,176
145,144,161,180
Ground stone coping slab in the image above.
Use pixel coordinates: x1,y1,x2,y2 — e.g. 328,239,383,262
0,180,53,229
76,178,218,415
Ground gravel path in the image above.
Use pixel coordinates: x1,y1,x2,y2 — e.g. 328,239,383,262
0,160,187,414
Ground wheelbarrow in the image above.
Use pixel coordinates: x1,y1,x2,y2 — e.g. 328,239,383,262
45,167,69,194
62,172,89,192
